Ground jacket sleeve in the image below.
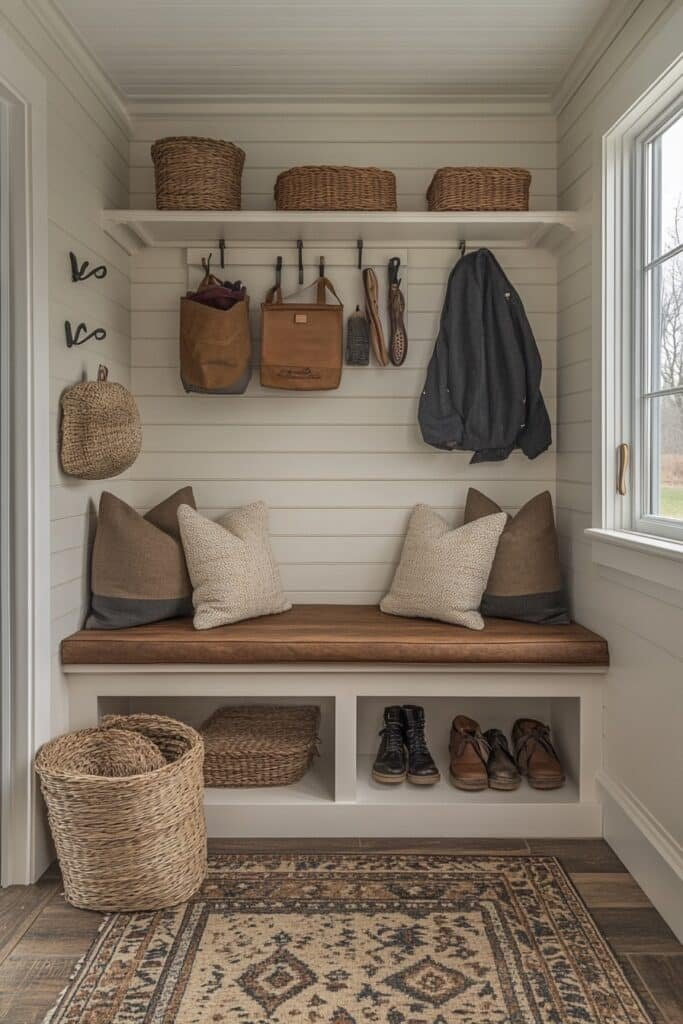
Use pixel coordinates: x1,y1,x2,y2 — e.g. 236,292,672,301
510,294,552,460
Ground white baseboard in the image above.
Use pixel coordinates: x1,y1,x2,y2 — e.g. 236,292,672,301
597,770,683,942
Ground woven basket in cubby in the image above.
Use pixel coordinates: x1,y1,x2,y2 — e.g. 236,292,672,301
201,705,320,787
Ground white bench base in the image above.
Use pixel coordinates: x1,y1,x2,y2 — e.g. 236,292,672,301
63,662,606,839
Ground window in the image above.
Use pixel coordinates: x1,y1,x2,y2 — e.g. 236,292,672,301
636,110,683,539
593,60,683,582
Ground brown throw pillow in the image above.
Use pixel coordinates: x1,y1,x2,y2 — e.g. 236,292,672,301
464,489,569,624
86,487,196,629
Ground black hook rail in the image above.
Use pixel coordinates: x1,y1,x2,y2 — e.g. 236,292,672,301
69,251,107,283
65,321,107,348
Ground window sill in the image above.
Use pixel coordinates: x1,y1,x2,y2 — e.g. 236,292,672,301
585,528,683,593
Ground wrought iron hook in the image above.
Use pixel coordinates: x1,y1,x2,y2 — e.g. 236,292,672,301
65,321,107,348
69,251,107,283
357,239,364,269
459,240,467,257
297,240,304,285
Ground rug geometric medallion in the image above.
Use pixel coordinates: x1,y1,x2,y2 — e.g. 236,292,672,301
45,854,652,1023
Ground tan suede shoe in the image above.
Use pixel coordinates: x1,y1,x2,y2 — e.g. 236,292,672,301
449,715,490,791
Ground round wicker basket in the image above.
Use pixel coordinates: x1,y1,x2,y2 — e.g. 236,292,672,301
427,167,531,211
275,165,397,211
151,136,245,210
35,714,207,912
60,365,142,480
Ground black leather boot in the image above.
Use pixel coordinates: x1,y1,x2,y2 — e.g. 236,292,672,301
371,706,406,784
401,705,440,785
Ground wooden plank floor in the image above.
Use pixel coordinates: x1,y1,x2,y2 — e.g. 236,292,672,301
0,839,680,1023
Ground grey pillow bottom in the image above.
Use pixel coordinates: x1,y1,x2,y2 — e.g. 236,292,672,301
86,594,193,630
481,591,570,625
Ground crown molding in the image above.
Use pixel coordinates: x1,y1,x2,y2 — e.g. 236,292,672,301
551,0,648,115
25,0,131,136
128,94,555,121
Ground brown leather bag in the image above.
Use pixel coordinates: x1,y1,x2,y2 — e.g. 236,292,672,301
260,276,343,390
180,267,251,394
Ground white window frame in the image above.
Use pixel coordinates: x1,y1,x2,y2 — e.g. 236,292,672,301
588,55,683,589
633,104,683,543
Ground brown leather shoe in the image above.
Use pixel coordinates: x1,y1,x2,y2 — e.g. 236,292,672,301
512,718,565,790
449,715,489,790
483,729,521,790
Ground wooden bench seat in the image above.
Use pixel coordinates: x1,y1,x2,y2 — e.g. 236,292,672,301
61,604,609,666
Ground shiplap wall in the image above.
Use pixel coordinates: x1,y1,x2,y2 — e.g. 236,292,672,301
555,0,683,934
129,110,558,602
0,3,131,733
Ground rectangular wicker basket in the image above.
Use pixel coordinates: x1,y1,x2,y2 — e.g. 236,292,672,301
427,166,531,212
275,165,397,211
200,705,320,787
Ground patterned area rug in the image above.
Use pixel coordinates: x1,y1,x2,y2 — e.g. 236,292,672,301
46,854,651,1023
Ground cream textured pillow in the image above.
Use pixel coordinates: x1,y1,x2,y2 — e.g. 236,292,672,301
380,504,507,630
177,501,291,629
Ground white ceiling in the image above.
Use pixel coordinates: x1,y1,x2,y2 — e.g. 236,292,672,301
55,0,613,100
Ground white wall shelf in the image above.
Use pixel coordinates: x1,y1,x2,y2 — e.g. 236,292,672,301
101,209,579,253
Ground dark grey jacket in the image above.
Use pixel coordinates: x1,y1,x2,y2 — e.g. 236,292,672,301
418,248,551,463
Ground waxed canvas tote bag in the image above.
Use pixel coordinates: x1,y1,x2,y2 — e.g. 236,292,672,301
180,266,251,394
260,275,343,390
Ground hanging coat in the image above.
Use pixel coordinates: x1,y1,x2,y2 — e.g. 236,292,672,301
418,248,551,464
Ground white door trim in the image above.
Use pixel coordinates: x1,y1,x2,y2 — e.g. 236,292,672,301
0,28,50,886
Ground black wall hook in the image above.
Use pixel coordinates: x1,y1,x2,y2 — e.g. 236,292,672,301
275,255,283,289
297,239,304,285
319,255,325,278
65,321,107,348
357,239,364,269
459,239,467,257
70,251,107,283
219,238,226,269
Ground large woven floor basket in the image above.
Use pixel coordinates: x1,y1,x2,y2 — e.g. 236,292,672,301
201,705,320,787
35,714,207,912
151,136,245,210
275,165,397,211
427,166,531,211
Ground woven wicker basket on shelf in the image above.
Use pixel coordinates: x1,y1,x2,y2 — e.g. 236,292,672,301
427,167,531,211
275,165,397,211
151,136,245,210
34,714,207,912
201,705,320,787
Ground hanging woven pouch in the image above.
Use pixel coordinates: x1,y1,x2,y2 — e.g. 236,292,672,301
60,365,142,479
